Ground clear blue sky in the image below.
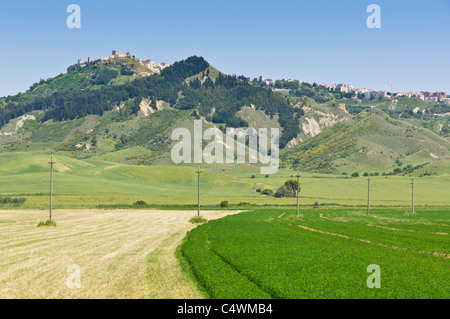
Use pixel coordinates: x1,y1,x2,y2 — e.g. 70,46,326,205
0,0,449,97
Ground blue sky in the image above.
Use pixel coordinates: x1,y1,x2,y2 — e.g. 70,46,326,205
0,0,449,96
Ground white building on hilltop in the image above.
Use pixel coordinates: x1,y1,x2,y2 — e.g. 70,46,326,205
112,50,125,58
159,62,170,70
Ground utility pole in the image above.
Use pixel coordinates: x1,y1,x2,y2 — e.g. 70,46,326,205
388,82,401,98
410,179,415,215
296,170,301,217
48,154,56,221
367,176,371,216
195,166,202,217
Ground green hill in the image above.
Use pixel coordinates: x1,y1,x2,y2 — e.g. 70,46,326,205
283,108,450,175
0,57,152,106
0,54,449,178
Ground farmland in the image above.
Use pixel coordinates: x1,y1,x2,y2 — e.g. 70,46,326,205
0,209,239,298
0,151,449,299
180,207,450,299
0,151,449,209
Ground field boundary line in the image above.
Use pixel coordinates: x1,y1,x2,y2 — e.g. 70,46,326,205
318,212,448,236
297,224,450,259
366,224,415,232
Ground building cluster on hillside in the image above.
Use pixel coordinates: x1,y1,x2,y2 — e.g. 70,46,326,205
69,50,171,74
321,83,447,103
248,76,276,86
247,74,448,103
323,84,387,99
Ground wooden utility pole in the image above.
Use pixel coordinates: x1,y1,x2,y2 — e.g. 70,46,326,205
367,176,371,216
410,179,415,215
195,166,202,217
296,170,301,217
48,154,56,221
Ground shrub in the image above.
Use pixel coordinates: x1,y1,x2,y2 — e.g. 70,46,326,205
90,69,119,85
237,202,251,206
37,219,57,227
351,172,360,177
251,175,256,179
261,189,273,196
133,200,148,206
0,197,26,205
189,216,207,224
220,201,229,208
363,172,369,177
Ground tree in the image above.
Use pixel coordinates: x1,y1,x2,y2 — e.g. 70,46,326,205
274,179,299,198
351,172,360,177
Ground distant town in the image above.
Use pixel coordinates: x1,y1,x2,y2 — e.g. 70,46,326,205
70,51,448,105
249,76,449,104
70,50,171,75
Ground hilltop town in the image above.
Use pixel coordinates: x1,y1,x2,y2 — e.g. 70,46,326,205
69,50,171,75
68,51,448,105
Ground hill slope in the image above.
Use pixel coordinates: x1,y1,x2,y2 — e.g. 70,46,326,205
0,54,449,176
283,109,450,175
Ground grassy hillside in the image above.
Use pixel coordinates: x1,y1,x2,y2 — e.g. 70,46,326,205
283,109,450,175
0,57,151,105
0,54,449,186
0,150,449,209
0,108,196,164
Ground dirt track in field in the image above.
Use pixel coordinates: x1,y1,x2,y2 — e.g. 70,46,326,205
0,209,241,299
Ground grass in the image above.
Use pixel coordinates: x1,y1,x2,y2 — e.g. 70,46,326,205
189,216,207,224
0,209,238,298
180,207,450,298
0,151,449,209
37,219,57,227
